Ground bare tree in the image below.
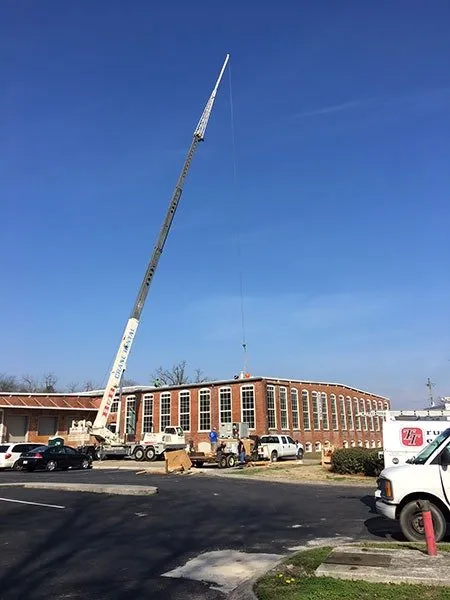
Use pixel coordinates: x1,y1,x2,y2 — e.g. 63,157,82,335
42,372,58,393
66,382,79,393
122,378,138,387
150,361,208,386
21,374,40,393
0,374,20,392
83,380,97,392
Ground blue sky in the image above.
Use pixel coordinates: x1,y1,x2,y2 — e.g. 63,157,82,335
2,1,450,407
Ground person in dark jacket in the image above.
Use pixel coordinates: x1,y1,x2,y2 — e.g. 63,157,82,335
237,438,245,467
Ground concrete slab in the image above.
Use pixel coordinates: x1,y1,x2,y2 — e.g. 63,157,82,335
0,482,158,496
316,545,450,586
162,549,283,593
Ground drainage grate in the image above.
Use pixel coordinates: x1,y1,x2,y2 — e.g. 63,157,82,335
324,552,392,568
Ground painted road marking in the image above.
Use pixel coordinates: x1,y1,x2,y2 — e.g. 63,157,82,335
0,497,65,509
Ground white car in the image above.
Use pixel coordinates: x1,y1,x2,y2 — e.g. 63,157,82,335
0,443,44,470
258,434,304,462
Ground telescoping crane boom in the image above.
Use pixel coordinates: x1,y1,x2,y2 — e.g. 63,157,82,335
90,55,230,444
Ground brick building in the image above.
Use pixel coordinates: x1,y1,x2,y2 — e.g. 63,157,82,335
0,377,390,452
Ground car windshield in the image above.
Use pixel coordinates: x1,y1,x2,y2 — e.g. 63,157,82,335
411,428,450,465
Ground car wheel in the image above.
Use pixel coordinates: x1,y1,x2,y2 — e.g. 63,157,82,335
227,455,237,468
12,460,22,471
219,456,228,469
133,447,145,462
144,446,156,461
270,450,278,462
297,448,304,460
399,500,447,542
46,460,57,472
81,459,90,470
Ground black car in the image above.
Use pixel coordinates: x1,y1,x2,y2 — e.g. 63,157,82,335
17,445,92,472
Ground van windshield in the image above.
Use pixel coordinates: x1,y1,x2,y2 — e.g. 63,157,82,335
411,428,450,465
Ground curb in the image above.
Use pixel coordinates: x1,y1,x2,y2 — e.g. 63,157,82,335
0,482,158,496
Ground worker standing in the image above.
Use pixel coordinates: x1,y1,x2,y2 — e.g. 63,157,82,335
237,438,245,468
209,427,218,453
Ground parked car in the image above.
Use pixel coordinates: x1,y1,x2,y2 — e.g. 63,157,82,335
258,434,304,462
17,445,93,472
0,443,44,470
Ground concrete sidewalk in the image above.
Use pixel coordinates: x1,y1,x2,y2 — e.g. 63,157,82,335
316,544,450,586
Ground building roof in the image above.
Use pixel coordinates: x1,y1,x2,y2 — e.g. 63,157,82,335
0,393,99,411
79,376,389,400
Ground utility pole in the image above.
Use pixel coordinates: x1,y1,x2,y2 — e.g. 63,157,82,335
426,377,435,408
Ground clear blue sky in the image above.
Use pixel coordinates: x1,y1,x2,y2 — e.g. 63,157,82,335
2,1,449,407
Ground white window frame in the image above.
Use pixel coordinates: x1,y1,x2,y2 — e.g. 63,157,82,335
368,399,375,431
110,394,120,414
291,388,300,430
160,392,171,431
266,385,277,429
179,390,190,432
354,397,361,431
142,393,154,435
198,388,211,432
302,390,311,431
330,394,338,430
280,386,289,429
125,395,136,435
360,398,368,431
346,396,354,431
219,387,232,425
339,395,347,430
312,391,320,430
240,385,256,429
321,392,329,430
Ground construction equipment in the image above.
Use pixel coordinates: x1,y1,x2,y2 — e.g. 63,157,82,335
67,55,229,457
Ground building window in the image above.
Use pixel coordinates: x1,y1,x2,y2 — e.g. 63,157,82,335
280,387,289,429
142,394,154,434
302,390,311,430
110,394,120,414
350,440,356,448
330,394,338,430
376,401,381,431
291,388,300,430
321,392,329,430
125,396,136,435
360,399,368,431
305,442,312,453
199,389,211,431
339,395,347,430
371,440,376,448
160,392,171,431
179,391,190,432
219,387,232,425
314,441,322,452
38,416,57,436
358,440,363,447
352,398,360,430
343,440,348,448
312,391,320,430
241,385,255,428
267,385,276,429
377,440,382,448
346,396,354,430
368,399,375,431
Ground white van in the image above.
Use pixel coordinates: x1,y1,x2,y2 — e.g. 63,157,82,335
376,427,450,541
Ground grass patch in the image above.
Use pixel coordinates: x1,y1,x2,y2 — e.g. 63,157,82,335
254,547,450,600
357,541,450,553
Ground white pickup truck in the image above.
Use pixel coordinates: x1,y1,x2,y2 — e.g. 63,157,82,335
375,427,450,542
258,434,304,462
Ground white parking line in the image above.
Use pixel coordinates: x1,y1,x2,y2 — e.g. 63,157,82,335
0,497,65,509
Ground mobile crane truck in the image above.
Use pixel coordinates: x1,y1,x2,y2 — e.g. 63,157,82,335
63,55,230,460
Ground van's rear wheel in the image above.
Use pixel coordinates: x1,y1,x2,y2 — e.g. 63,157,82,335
271,450,278,462
399,500,446,542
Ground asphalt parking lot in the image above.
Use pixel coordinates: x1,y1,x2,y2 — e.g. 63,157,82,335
0,468,398,599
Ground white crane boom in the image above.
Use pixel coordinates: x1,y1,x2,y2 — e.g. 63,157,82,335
91,55,229,443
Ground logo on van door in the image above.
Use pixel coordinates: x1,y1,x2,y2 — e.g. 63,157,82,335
401,427,423,447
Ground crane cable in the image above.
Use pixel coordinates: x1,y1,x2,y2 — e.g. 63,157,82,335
228,62,249,375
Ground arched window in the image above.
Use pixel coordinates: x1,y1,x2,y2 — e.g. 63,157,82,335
330,394,338,430
280,387,289,429
343,440,349,449
360,399,368,431
302,390,311,431
358,440,363,447
350,440,356,448
353,398,361,431
291,388,300,430
314,441,322,452
179,391,190,432
321,392,329,430
305,442,312,453
367,399,374,431
339,395,347,430
377,440,382,448
312,392,320,430
365,440,370,448
198,389,211,431
346,396,354,430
